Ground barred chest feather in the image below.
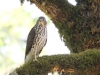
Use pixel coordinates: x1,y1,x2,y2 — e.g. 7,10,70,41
31,26,47,55
25,26,47,63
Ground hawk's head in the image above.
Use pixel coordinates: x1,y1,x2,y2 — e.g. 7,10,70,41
37,16,47,26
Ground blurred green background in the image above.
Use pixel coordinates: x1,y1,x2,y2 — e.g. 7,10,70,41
0,4,35,75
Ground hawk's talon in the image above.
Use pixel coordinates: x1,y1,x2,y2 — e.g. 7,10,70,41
33,59,40,63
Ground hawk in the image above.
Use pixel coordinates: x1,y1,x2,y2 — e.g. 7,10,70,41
25,16,47,63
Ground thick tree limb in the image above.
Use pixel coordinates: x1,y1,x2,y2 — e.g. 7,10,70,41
10,50,100,75
27,0,75,22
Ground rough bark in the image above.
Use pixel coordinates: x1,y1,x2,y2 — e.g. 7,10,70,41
13,0,100,75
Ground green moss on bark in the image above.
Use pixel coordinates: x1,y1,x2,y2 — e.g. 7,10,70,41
14,50,100,75
53,0,100,53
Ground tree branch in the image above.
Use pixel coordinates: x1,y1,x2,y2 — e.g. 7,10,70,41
10,50,100,75
28,0,75,21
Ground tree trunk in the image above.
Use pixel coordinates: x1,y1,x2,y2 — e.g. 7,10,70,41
10,0,100,75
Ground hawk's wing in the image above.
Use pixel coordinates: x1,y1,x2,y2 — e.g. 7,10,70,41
25,27,35,58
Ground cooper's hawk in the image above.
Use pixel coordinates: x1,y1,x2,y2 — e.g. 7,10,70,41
25,16,47,63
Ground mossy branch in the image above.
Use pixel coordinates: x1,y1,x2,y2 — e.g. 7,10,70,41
10,50,100,75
